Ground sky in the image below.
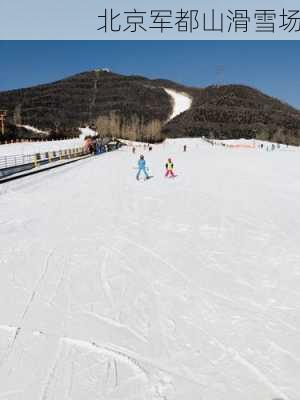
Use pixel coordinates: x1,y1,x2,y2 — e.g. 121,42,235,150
0,41,300,109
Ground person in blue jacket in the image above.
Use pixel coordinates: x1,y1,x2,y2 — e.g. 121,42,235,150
136,154,149,180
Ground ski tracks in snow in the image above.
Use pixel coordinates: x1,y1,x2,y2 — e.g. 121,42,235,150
39,334,199,400
0,251,54,367
1,139,299,399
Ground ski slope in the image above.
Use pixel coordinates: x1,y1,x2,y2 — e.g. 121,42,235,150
0,139,299,400
0,138,84,157
79,127,97,139
17,125,49,135
164,89,192,120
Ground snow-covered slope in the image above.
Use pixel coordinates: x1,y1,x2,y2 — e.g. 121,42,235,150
0,139,299,400
0,138,84,157
17,125,49,135
164,88,192,121
79,126,97,139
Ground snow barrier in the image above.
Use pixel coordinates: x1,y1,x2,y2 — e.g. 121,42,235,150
0,147,87,179
202,137,256,149
0,140,124,182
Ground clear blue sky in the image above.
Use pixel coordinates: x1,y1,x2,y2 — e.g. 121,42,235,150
1,41,300,109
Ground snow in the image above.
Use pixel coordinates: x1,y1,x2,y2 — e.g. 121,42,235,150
119,139,151,147
16,125,49,135
164,89,192,121
79,127,97,139
209,138,299,153
0,138,299,400
0,138,84,158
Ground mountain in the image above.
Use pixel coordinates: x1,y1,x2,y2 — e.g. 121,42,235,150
0,70,172,140
163,85,300,145
0,70,300,145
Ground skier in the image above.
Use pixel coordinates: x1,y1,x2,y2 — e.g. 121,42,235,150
136,155,149,180
95,142,101,155
183,144,187,152
165,158,175,178
132,146,136,154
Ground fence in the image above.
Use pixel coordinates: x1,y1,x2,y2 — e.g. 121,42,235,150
0,140,124,180
202,137,257,149
0,147,87,179
0,137,79,145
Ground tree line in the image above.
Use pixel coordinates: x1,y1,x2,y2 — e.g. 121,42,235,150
96,112,163,142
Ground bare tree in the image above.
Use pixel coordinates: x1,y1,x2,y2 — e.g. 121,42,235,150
96,112,163,142
144,119,162,142
96,112,122,141
13,104,22,125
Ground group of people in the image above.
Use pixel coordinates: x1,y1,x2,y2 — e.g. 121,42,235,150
132,144,153,154
136,154,175,180
84,136,105,154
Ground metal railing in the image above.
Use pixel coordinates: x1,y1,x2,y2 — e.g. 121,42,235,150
0,147,87,179
0,154,35,169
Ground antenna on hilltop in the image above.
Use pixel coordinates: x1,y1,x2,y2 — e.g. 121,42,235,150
216,65,225,86
0,110,7,135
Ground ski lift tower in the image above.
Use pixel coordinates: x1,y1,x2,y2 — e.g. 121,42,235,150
216,65,225,86
0,110,7,135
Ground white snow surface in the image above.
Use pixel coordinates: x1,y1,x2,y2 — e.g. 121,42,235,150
0,138,299,400
16,125,49,135
79,127,97,140
164,89,192,121
212,138,299,152
0,138,84,157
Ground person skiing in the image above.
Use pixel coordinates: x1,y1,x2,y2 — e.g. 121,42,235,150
136,155,149,180
165,158,175,177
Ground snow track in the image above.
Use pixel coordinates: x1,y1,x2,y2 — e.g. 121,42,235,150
0,140,299,399
164,88,192,121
